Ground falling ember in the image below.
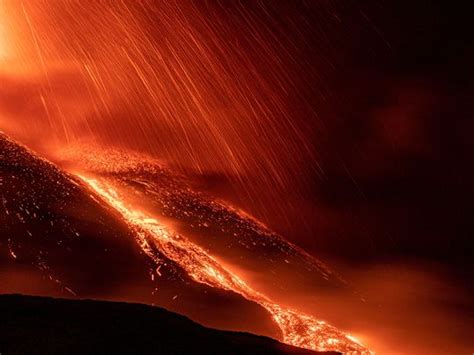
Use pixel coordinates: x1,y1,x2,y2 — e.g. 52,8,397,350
78,174,372,354
0,0,332,232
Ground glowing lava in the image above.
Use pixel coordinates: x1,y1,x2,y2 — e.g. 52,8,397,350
79,175,371,354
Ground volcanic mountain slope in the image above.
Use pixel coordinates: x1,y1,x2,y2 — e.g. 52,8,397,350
0,133,371,354
0,132,279,337
0,294,336,355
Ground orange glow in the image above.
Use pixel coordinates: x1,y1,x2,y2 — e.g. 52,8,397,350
78,174,372,354
0,1,7,60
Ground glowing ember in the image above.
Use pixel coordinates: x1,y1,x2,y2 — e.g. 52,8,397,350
79,175,372,354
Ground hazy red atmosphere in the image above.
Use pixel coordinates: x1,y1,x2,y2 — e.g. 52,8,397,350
1,1,473,354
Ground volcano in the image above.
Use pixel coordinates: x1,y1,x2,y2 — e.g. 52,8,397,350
0,133,370,353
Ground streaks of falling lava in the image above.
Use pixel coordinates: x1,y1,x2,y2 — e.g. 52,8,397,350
78,175,372,354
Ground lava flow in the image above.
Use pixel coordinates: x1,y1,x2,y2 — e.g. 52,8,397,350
78,174,371,354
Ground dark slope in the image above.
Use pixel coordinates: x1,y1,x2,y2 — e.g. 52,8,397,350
0,294,339,355
0,133,279,337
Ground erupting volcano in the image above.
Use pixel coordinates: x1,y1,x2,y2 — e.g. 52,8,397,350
1,1,473,354
0,133,370,353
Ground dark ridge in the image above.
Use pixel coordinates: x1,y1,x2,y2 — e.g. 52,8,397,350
0,294,339,355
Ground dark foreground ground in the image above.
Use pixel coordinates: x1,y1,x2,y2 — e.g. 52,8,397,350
0,294,338,355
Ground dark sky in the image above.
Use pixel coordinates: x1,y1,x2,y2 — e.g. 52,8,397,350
259,0,474,272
